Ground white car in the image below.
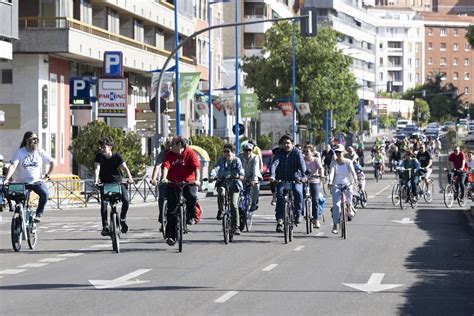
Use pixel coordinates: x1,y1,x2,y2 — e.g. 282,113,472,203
466,125,474,143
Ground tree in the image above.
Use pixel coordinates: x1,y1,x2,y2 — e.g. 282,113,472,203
466,25,474,47
413,98,430,126
430,95,451,121
69,120,149,177
241,23,359,135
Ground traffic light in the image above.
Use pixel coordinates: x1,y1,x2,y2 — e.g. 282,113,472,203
300,7,317,37
162,114,171,137
386,81,393,93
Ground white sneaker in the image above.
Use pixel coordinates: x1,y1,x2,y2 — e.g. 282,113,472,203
332,224,338,234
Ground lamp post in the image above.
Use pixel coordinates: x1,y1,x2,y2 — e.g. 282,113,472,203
174,0,180,135
234,0,240,150
291,19,297,142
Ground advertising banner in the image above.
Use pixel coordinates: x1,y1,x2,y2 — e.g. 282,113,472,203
278,101,293,117
178,72,200,102
98,78,128,117
240,93,258,118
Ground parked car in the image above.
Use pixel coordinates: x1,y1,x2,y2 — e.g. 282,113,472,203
465,128,474,143
402,124,418,137
442,121,455,131
396,119,412,132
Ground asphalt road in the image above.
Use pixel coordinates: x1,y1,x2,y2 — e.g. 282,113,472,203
1,163,473,316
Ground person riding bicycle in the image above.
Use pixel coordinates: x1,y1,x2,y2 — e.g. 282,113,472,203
354,163,366,193
3,131,55,223
161,136,200,245
448,146,466,200
150,137,172,232
346,146,359,164
303,144,324,229
399,150,421,199
210,143,245,235
237,142,261,215
328,144,358,234
94,137,134,236
269,134,306,233
355,144,365,167
322,144,335,173
416,144,432,190
372,146,385,175
389,145,402,171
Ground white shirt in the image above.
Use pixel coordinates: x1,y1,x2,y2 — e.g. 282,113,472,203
12,147,52,183
333,162,351,185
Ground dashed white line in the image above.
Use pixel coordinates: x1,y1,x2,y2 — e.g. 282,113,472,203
262,264,278,272
19,263,49,268
39,258,67,263
375,185,391,196
368,196,375,199
58,253,85,257
91,244,112,248
0,269,27,275
294,245,305,251
215,291,239,303
316,232,325,237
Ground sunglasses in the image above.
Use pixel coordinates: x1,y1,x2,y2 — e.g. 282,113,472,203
224,150,231,153
244,149,252,152
28,137,39,142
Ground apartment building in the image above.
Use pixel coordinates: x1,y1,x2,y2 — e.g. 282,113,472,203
0,0,223,174
433,0,474,15
423,13,474,104
372,0,432,11
0,0,18,60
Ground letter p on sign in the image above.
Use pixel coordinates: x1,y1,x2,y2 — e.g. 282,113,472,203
104,51,123,77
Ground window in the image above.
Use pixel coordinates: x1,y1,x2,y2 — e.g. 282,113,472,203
465,87,470,95
454,58,458,65
428,42,432,50
453,43,459,51
441,72,447,80
1,69,12,84
415,58,419,67
440,28,447,36
428,27,433,35
379,57,383,66
440,57,447,65
428,71,433,79
453,28,459,36
453,72,459,80
465,72,470,80
465,58,470,66
409,73,412,82
408,58,412,66
428,57,432,65
415,43,419,53
416,73,420,82
379,43,383,49
465,43,471,51
440,43,446,51
379,72,383,80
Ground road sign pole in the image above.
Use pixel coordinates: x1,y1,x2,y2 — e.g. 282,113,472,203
174,2,180,136
235,0,240,150
291,19,297,142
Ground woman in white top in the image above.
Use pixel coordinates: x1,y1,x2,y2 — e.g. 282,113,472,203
303,144,324,228
328,144,358,234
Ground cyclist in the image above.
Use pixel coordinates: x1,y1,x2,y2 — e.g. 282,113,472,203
210,143,244,235
303,144,324,228
237,142,261,215
389,145,402,171
3,131,55,222
372,146,385,175
322,144,335,173
270,134,306,232
400,150,421,199
150,137,172,232
355,144,365,167
94,137,134,235
328,144,358,234
448,146,466,199
161,136,200,246
416,144,432,189
346,146,359,164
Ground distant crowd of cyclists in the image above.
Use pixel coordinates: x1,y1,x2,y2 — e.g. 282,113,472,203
2,130,473,247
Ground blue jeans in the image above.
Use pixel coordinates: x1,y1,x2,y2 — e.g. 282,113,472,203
309,183,322,219
275,182,303,221
331,185,352,225
31,182,49,215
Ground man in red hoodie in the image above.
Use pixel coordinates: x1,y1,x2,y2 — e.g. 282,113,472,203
161,136,200,245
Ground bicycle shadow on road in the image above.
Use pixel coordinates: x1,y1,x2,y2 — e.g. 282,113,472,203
398,208,474,315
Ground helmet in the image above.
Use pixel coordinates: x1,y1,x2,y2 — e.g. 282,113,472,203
353,163,362,172
242,143,254,151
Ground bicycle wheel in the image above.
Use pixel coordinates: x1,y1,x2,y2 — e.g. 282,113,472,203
399,186,407,210
283,202,289,244
409,189,418,209
360,191,368,208
391,183,400,206
458,191,467,207
11,210,22,252
177,206,184,252
423,181,433,203
340,204,346,240
375,168,379,182
222,212,229,244
27,214,38,250
111,212,120,253
245,210,253,232
228,210,234,243
443,185,454,208
305,198,312,234
321,178,328,196
289,208,294,242
161,199,167,239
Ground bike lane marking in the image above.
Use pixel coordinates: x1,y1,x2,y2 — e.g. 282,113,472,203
214,291,239,303
0,269,27,275
368,184,390,199
294,245,305,251
262,264,278,272
18,263,49,268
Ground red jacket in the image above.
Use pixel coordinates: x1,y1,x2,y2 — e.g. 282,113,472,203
162,147,200,182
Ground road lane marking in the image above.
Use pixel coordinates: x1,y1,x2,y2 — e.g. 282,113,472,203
89,269,151,289
215,291,239,303
39,258,67,263
131,233,154,238
91,244,112,248
368,196,375,199
316,232,325,237
294,245,305,251
19,263,49,268
58,253,85,257
262,264,278,272
0,269,27,275
375,185,391,196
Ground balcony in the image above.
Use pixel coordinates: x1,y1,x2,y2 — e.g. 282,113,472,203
17,17,194,72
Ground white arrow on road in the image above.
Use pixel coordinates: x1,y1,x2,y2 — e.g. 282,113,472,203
391,217,415,224
89,269,151,289
343,273,404,293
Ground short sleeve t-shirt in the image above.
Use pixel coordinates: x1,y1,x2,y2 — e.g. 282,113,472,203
94,152,124,183
448,152,465,169
416,151,431,168
162,147,200,183
12,147,53,183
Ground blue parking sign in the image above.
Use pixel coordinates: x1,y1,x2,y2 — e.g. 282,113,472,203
104,51,123,77
70,77,91,109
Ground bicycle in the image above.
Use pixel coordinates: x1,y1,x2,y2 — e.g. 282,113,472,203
419,168,434,203
374,162,382,182
238,182,254,232
275,180,300,244
302,181,313,234
391,169,402,207
352,181,368,208
332,183,352,240
443,169,467,208
4,183,39,252
396,168,419,210
98,183,123,253
160,181,195,252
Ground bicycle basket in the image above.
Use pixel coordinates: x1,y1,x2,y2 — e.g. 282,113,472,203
6,183,26,200
102,183,122,201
